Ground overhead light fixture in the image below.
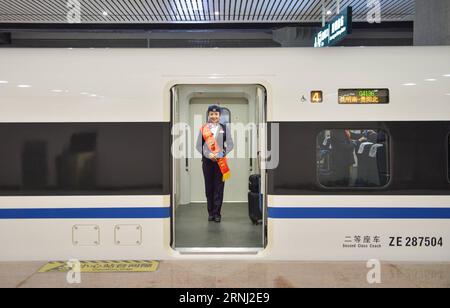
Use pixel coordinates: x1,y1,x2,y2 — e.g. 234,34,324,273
51,89,63,93
425,78,437,82
402,83,416,86
17,85,31,88
214,11,219,15
0,81,8,84
443,74,450,77
327,10,332,15
102,11,108,16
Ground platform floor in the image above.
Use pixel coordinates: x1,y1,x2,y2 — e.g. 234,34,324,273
0,261,449,288
175,202,263,248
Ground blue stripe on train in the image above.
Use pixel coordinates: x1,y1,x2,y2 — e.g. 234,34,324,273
268,207,450,219
1,207,450,219
0,207,170,219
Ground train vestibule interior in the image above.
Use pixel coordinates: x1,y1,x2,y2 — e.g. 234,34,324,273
171,84,266,251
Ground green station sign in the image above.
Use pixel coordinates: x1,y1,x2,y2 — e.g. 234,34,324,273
314,6,353,48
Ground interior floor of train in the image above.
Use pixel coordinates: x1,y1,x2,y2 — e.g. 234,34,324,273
1,261,448,288
175,203,263,248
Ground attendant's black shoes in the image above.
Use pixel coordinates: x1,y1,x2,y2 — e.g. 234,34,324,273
214,217,221,223
208,216,215,222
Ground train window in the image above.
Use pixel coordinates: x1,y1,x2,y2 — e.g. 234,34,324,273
317,129,390,188
0,123,169,195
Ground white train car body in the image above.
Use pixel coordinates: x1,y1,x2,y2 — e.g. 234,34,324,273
0,47,449,261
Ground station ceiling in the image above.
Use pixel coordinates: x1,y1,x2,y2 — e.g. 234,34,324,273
0,0,415,24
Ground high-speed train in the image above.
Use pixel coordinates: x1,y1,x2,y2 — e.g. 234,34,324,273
0,46,449,261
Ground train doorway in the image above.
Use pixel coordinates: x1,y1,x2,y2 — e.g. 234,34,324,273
171,84,267,253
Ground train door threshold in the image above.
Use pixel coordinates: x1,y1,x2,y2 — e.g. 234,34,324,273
176,247,263,255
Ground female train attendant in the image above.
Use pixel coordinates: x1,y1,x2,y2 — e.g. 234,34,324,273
196,105,234,223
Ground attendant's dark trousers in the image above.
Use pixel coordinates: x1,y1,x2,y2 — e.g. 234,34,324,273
202,158,225,218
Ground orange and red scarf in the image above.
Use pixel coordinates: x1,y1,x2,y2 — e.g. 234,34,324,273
201,123,231,182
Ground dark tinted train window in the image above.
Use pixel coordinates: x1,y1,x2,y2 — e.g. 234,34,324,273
317,129,390,188
269,122,450,195
0,123,170,195
448,134,450,182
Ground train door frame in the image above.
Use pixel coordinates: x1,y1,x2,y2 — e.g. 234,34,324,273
169,84,268,254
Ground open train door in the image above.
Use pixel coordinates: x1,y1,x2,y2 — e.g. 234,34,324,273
171,84,267,253
170,85,180,248
256,85,268,248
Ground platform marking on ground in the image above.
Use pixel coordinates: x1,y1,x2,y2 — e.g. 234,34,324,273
38,260,159,273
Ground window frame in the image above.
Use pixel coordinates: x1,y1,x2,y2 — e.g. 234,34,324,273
447,132,450,184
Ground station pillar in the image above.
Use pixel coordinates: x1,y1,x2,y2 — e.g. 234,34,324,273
414,0,450,46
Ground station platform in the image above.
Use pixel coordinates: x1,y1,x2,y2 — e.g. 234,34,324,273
0,261,449,288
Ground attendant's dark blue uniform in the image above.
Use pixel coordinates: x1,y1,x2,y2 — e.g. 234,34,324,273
196,106,234,220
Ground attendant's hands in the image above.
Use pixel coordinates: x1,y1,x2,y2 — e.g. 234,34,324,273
208,153,217,162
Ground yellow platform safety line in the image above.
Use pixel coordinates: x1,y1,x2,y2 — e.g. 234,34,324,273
38,260,159,273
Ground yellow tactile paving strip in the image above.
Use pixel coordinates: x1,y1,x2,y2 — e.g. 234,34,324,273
38,260,159,273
